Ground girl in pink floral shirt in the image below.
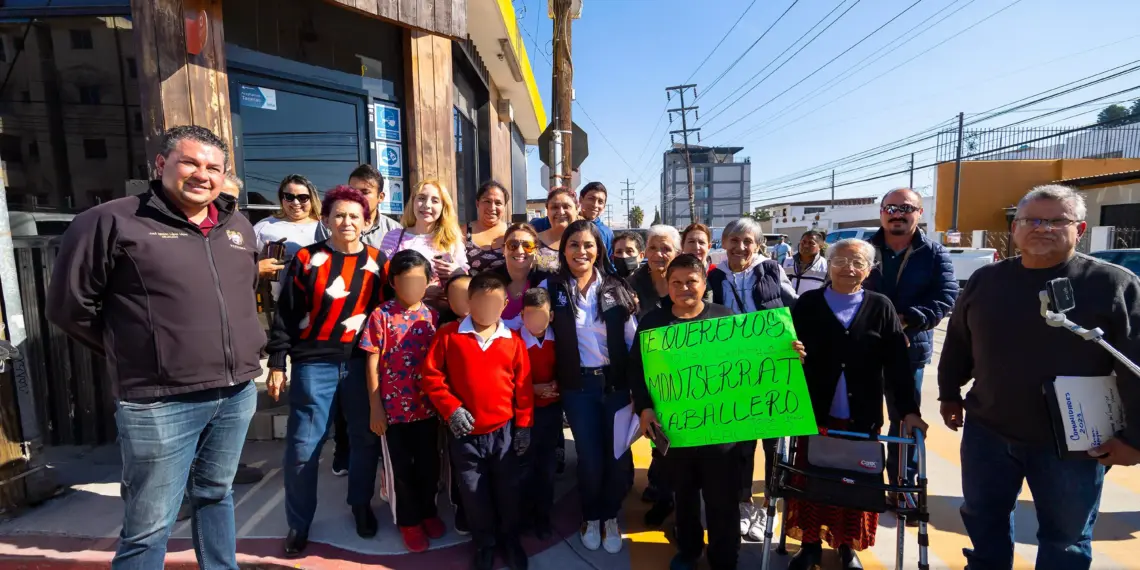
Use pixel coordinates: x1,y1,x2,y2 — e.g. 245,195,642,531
359,250,443,552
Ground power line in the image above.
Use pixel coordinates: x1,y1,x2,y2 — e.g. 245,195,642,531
738,0,1026,148
721,0,975,144
698,0,803,99
685,0,762,85
752,59,1140,190
700,0,864,124
703,0,926,137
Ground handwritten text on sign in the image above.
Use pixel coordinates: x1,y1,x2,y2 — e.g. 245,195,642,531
640,308,817,448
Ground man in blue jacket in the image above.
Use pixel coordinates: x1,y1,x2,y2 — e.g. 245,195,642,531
865,188,958,489
530,182,616,272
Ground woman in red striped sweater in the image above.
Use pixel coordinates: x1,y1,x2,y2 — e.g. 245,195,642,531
265,186,387,558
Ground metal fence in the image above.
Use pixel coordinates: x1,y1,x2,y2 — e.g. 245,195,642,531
12,237,116,446
1111,227,1140,249
936,125,1140,162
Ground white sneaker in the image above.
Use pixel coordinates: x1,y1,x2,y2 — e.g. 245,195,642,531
602,518,623,554
740,502,766,541
580,520,602,551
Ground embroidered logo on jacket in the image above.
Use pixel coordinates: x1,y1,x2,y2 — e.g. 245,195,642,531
226,230,244,246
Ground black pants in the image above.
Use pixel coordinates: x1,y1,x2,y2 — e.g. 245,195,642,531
330,391,351,462
672,444,742,570
647,448,673,504
739,439,777,503
386,418,441,527
522,403,562,522
449,422,520,548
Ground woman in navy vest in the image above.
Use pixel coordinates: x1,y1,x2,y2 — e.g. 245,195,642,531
541,219,638,555
707,216,799,542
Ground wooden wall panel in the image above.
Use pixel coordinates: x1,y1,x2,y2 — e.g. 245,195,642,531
131,0,233,171
489,81,513,192
403,30,455,195
325,0,466,38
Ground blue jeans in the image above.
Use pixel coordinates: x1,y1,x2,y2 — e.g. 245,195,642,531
960,420,1105,570
113,381,256,570
886,365,924,484
283,358,381,532
561,373,633,522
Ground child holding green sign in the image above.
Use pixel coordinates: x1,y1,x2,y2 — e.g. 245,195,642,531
630,254,807,570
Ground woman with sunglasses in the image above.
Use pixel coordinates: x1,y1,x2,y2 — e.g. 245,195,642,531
497,223,553,329
465,180,510,275
253,174,324,297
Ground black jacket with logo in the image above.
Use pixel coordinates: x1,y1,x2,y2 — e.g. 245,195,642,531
47,181,266,401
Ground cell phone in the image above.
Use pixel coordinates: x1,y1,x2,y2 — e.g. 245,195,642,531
648,424,671,456
1046,277,1076,314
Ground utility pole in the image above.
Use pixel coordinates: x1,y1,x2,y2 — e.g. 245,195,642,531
830,169,835,210
951,111,965,231
622,179,634,228
665,84,700,224
908,152,915,189
550,0,576,187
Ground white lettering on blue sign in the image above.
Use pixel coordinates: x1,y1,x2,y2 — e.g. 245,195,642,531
374,103,401,142
239,85,277,110
376,142,403,179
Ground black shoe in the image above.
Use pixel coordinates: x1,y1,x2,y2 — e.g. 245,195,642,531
643,501,674,528
788,542,822,570
640,485,659,504
840,544,864,569
352,505,378,538
284,528,308,558
533,515,553,540
473,546,496,570
502,539,528,570
331,454,349,477
233,463,265,485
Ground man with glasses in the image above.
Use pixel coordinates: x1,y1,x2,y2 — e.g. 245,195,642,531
865,188,958,495
939,185,1140,570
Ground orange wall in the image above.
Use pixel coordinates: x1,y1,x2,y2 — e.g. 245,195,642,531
934,159,1140,232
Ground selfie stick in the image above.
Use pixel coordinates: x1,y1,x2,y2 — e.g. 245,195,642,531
1038,291,1140,377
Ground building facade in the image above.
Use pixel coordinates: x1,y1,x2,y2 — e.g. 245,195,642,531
0,0,545,230
762,197,882,239
660,144,750,228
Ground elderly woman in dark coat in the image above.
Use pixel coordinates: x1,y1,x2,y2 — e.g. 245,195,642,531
786,238,928,570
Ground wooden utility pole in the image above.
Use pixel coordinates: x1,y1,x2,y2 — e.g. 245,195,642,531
551,0,575,185
830,169,835,210
666,84,700,224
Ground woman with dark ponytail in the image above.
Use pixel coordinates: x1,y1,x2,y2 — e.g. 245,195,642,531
539,219,638,555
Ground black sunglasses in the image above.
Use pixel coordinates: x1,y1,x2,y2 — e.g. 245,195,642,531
881,204,919,215
282,193,311,204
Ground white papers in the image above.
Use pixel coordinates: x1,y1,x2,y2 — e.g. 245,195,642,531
613,403,642,459
1054,375,1127,452
380,435,397,520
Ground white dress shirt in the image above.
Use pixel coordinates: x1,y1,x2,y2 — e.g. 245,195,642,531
456,316,514,351
540,272,638,368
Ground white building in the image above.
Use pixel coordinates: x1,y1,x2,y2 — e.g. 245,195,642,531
762,192,937,239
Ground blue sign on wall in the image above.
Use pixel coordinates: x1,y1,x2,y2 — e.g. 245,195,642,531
238,85,277,110
374,102,401,142
376,142,403,179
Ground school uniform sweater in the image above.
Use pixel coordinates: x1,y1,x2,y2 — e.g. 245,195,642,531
421,320,534,434
521,328,558,408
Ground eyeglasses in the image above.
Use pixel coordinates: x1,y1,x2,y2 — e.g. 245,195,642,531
1015,217,1077,231
506,239,537,253
282,193,311,204
830,256,870,270
881,204,920,215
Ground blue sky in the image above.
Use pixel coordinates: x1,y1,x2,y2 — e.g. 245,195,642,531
517,0,1140,225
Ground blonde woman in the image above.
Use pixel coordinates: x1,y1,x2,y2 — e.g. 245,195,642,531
380,179,469,309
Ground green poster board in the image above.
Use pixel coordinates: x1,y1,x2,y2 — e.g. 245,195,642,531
639,307,818,448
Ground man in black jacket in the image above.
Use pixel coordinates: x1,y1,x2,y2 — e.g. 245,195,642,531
47,126,264,570
864,188,957,488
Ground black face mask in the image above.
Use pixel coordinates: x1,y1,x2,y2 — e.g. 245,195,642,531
614,256,639,277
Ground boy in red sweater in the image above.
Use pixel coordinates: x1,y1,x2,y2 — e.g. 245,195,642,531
517,288,559,540
421,272,533,570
